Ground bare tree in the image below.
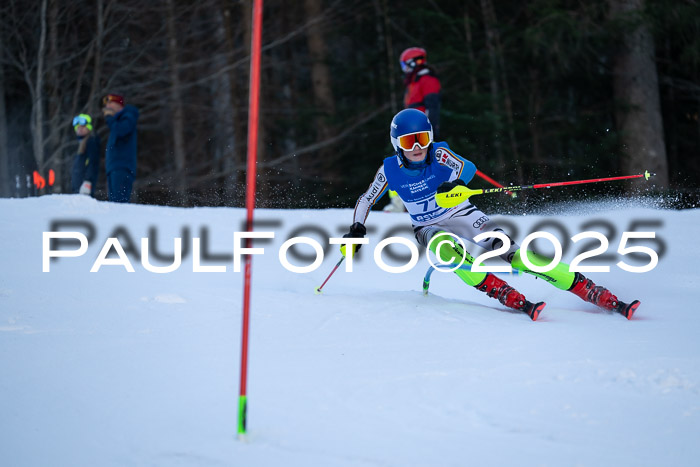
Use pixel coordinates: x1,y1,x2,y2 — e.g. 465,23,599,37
481,0,522,184
480,0,505,173
527,66,543,176
463,8,478,95
0,35,8,197
30,0,49,175
165,0,187,205
45,0,64,192
217,0,244,205
303,0,336,172
373,0,397,114
609,0,669,189
1,0,88,195
88,0,105,116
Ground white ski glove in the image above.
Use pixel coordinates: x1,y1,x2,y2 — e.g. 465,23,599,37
79,181,92,195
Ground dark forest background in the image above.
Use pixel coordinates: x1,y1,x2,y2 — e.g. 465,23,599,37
0,0,698,211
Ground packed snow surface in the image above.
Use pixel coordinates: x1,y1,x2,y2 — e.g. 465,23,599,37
1,195,698,466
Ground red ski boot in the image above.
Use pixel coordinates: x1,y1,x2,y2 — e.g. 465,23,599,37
476,273,545,321
568,272,640,319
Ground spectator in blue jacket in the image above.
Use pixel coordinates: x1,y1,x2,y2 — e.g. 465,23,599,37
71,113,100,196
102,93,139,203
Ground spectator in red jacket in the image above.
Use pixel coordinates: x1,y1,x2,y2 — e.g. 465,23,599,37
401,47,441,138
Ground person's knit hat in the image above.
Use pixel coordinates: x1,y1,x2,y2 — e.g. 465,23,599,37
103,93,125,107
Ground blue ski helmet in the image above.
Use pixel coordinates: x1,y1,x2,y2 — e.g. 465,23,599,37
390,109,434,154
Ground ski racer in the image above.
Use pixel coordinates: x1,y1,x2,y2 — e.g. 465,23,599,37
341,108,640,321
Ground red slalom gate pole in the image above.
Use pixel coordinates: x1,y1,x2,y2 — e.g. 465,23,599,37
475,169,503,188
238,0,263,440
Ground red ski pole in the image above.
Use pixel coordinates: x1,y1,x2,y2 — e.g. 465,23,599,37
315,256,345,294
437,171,654,208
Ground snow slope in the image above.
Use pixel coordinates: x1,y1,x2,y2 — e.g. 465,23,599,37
0,195,698,467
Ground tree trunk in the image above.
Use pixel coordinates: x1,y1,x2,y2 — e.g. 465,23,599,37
220,0,243,205
662,38,677,184
303,0,336,121
88,0,105,116
374,0,397,114
463,9,478,95
609,0,669,189
278,4,300,190
0,38,8,197
166,0,188,205
30,0,49,179
528,66,543,180
46,0,62,193
482,0,522,184
303,0,337,177
480,0,504,174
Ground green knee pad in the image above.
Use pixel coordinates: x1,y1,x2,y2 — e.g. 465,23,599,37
512,248,575,290
428,231,486,287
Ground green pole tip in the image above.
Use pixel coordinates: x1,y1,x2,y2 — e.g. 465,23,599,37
237,395,247,436
644,170,652,180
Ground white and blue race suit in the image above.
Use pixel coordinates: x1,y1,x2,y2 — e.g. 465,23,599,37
352,142,518,258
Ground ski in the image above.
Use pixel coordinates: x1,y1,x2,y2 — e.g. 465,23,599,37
615,300,640,320
523,301,546,321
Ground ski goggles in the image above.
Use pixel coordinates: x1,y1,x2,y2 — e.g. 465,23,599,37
72,114,93,131
72,115,89,127
400,59,415,74
396,131,432,151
